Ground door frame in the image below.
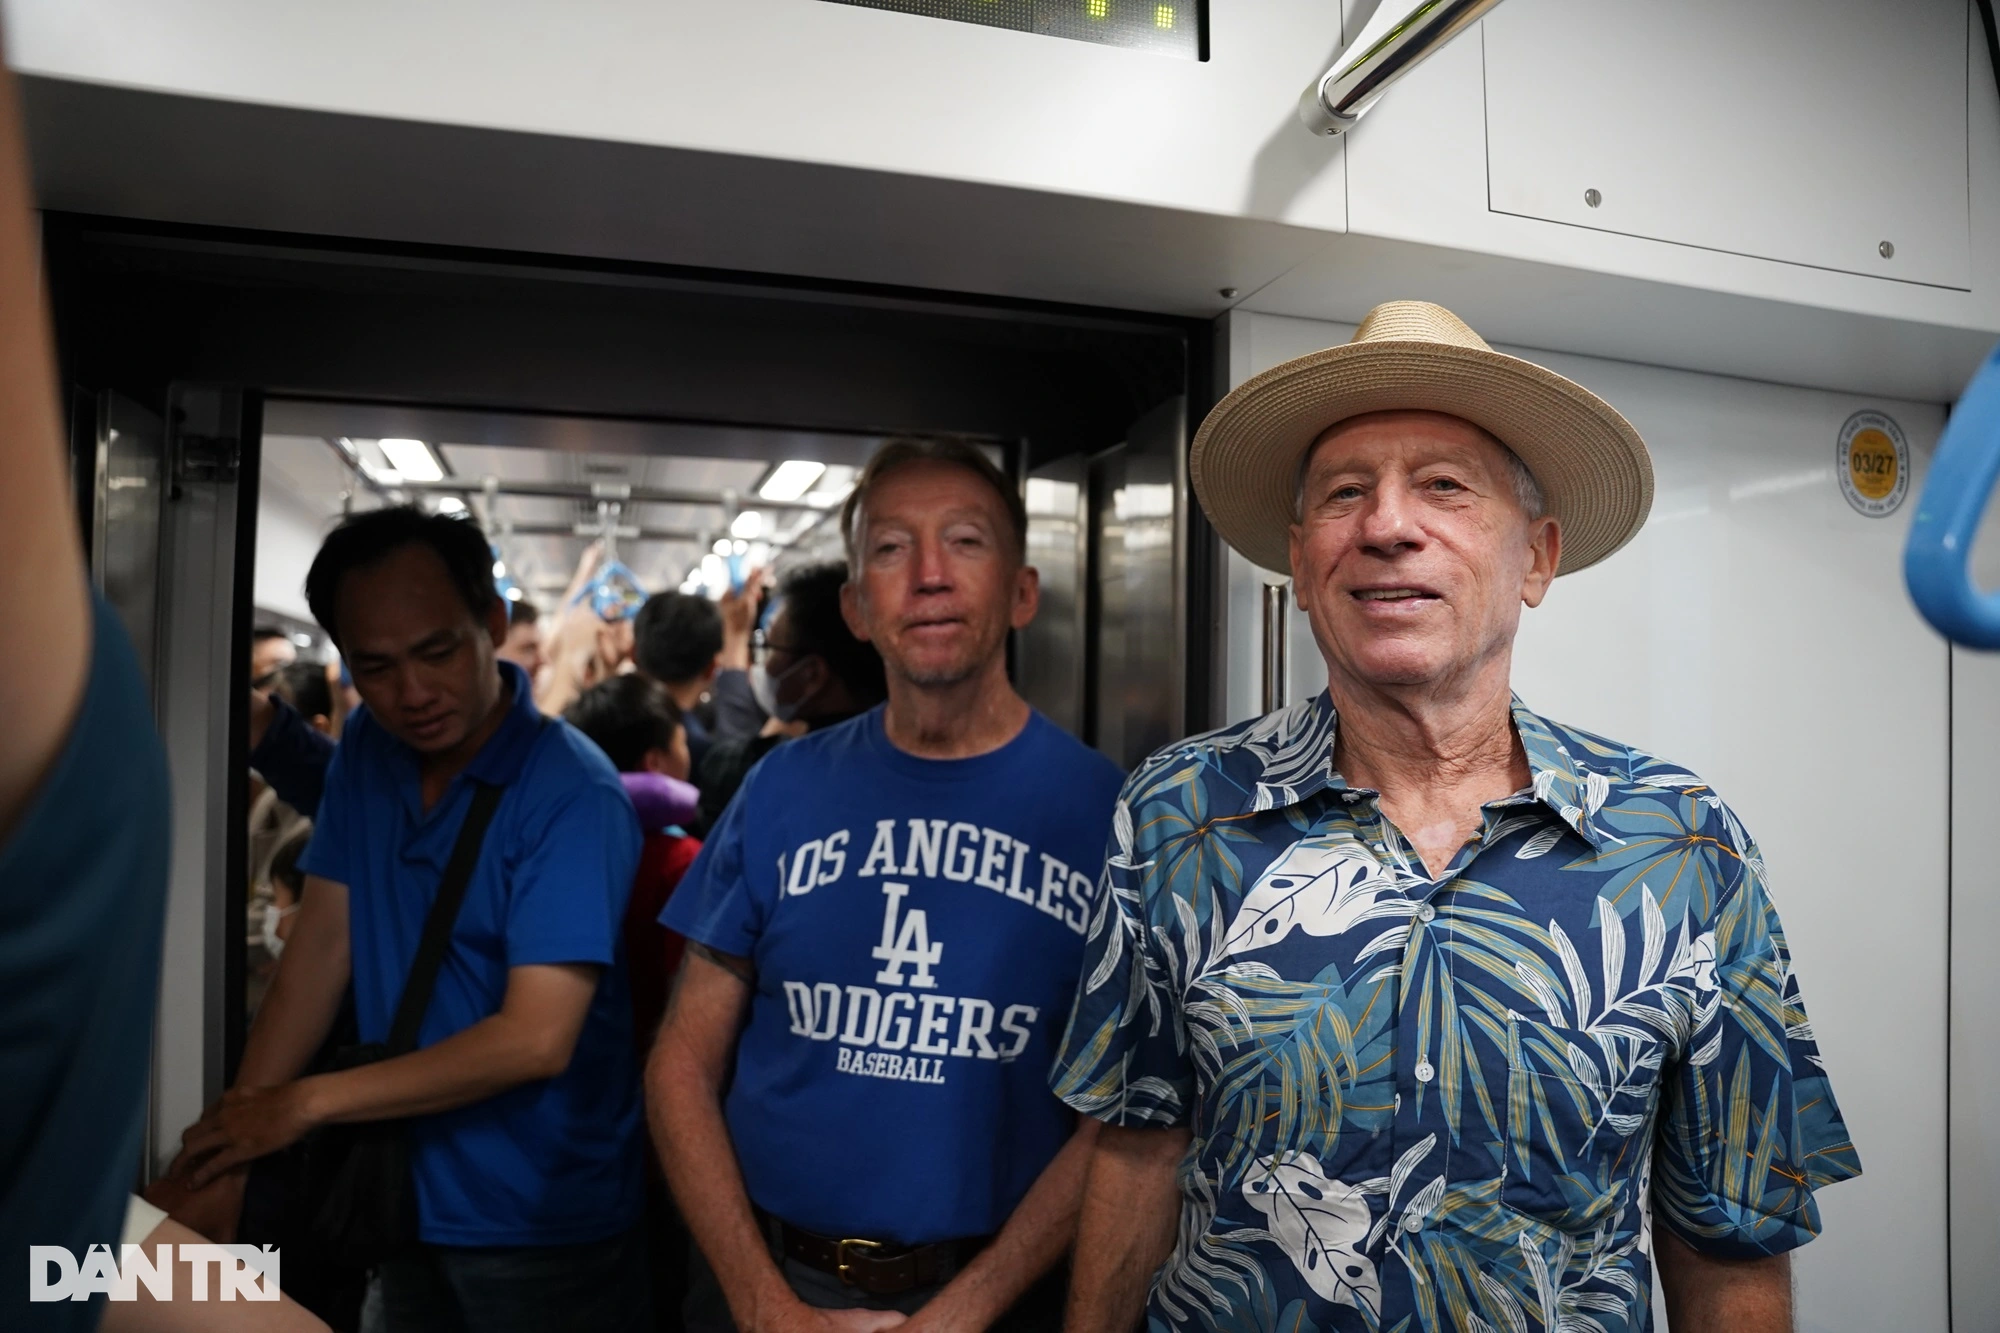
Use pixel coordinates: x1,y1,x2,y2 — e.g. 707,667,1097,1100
48,216,1220,1178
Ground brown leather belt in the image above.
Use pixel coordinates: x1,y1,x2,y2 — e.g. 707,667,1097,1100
756,1208,991,1296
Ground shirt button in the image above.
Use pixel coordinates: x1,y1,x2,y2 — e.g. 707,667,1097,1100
1416,903,1436,923
1403,1213,1424,1233
1414,1060,1435,1083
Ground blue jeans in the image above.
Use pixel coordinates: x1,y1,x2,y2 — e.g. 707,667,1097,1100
377,1227,652,1333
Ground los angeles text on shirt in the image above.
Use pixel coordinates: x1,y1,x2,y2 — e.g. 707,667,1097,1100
775,817,1097,1087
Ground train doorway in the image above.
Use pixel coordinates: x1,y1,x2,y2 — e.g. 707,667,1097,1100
48,214,1216,1183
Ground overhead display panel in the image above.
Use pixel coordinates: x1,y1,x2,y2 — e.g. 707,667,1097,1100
820,0,1206,60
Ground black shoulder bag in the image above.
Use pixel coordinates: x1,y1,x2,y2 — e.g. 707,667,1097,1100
304,781,504,1269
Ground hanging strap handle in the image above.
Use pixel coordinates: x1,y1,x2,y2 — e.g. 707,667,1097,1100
384,782,504,1056
1906,342,2000,648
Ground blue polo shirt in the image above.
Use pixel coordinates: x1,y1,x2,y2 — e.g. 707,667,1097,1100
298,662,645,1246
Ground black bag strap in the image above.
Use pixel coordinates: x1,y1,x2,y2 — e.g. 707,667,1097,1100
384,781,504,1055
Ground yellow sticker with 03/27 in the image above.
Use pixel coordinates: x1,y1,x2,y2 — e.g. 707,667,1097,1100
1837,411,1909,517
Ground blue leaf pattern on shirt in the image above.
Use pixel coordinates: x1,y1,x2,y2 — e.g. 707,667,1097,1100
1051,694,1860,1333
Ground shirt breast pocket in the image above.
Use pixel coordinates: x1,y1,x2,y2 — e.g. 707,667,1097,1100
1501,1014,1661,1233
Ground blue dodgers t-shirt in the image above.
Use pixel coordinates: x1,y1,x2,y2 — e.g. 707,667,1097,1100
664,706,1125,1245
299,662,645,1247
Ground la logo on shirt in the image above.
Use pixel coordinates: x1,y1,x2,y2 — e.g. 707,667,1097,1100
776,817,1094,1087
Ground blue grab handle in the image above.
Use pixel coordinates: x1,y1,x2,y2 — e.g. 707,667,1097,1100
1906,343,2000,648
574,558,648,620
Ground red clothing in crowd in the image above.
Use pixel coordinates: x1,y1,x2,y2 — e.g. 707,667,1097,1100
623,829,700,1053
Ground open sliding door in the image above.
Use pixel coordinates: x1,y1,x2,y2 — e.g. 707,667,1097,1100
1019,396,1189,771
78,385,260,1179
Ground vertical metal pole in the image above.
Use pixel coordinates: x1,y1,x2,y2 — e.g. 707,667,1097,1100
1262,581,1290,713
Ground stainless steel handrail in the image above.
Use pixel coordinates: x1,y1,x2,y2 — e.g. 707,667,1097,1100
1262,582,1291,713
389,475,824,513
1299,0,1510,137
507,522,703,543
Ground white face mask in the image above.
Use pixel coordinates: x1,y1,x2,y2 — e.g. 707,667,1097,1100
749,657,813,724
260,901,299,958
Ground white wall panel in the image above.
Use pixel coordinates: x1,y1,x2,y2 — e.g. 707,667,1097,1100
1484,0,1969,288
1949,497,2000,1329
1219,310,1950,1330
251,485,328,624
1951,646,2000,1330
1260,3,2000,398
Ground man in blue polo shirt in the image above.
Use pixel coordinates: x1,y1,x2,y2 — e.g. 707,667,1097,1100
170,506,648,1332
652,440,1126,1332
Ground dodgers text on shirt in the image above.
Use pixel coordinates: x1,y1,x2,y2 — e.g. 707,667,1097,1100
774,817,1097,1087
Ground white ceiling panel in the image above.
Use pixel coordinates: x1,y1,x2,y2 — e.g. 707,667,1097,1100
263,415,864,611
260,433,355,519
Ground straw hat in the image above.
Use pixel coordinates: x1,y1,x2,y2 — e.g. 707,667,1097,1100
1191,301,1653,575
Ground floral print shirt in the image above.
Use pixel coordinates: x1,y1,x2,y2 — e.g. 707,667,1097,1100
1051,694,1859,1333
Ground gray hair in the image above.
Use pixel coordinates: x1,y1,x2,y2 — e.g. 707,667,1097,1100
841,438,1026,576
1292,437,1548,522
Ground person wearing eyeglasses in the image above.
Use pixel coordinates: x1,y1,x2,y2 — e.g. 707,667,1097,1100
693,562,887,834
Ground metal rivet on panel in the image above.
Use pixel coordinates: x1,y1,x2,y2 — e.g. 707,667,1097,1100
1219,287,1240,300
1880,241,1896,259
1584,188,1602,208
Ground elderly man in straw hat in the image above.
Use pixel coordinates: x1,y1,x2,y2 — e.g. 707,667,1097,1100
1050,302,1860,1333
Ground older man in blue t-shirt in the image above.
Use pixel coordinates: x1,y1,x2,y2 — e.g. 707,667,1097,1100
654,440,1125,1332
169,507,648,1332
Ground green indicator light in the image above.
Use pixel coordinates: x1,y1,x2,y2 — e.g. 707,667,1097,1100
813,0,1202,60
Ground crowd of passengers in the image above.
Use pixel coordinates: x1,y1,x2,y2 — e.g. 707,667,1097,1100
150,440,1115,1333
126,337,1866,1333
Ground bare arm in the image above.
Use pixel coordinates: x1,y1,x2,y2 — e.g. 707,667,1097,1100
303,961,603,1121
558,540,605,607
536,608,613,716
151,874,353,1236
1655,1227,1792,1333
0,56,89,841
182,961,604,1186
536,541,609,714
1065,1123,1189,1333
716,569,765,671
648,946,902,1333
902,1117,1100,1332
